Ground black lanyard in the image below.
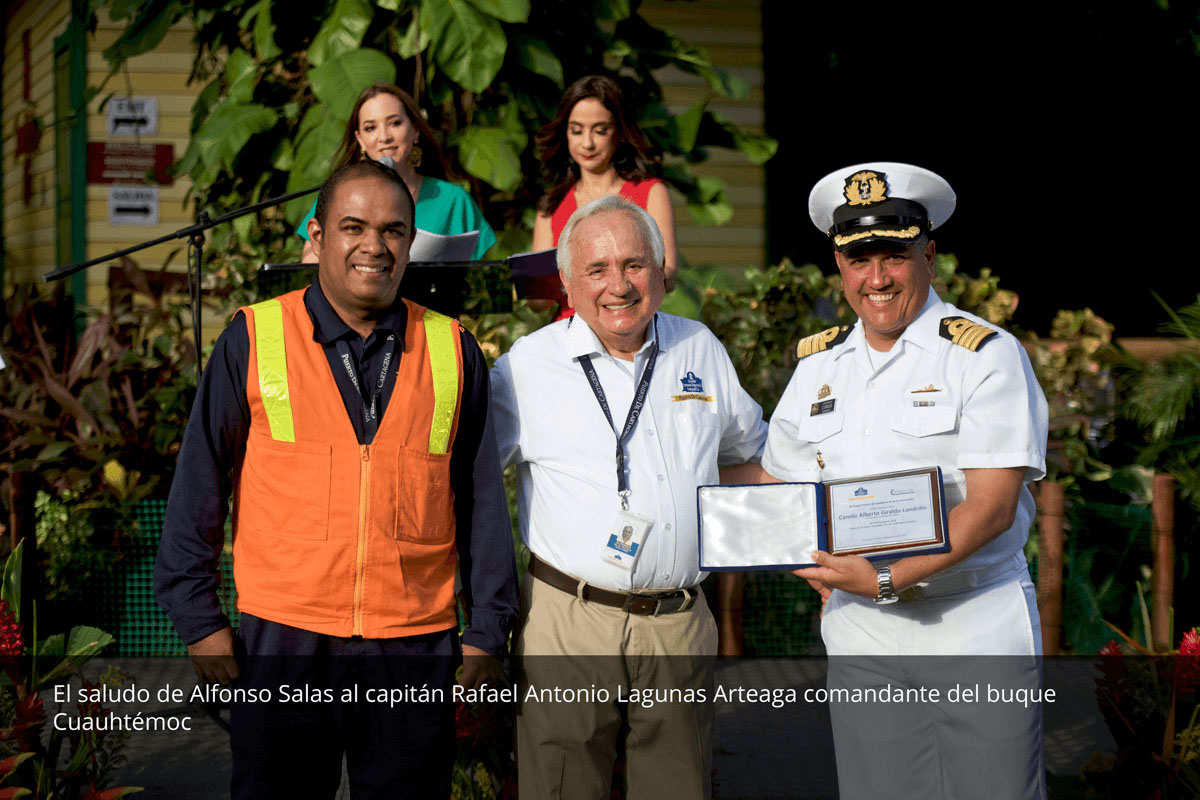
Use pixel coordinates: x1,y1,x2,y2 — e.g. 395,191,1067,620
577,324,659,510
335,334,396,441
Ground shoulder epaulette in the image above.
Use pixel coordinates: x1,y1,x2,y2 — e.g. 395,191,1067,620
939,316,998,352
796,324,853,360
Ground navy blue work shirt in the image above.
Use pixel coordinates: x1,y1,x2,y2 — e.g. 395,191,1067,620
153,279,518,657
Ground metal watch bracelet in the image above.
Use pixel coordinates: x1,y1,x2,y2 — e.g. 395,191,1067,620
874,564,899,605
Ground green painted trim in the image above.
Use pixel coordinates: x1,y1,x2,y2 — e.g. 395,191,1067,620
52,10,87,315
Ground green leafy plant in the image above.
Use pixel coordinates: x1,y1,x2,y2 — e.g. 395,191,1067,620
1115,293,1200,516
87,0,776,311
1024,308,1118,491
0,542,140,799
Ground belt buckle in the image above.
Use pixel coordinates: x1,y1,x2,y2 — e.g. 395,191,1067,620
621,594,649,615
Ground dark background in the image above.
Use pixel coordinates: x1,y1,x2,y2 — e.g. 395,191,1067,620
762,0,1200,335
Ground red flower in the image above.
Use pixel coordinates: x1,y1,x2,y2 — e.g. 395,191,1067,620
0,600,23,657
1099,640,1123,657
1176,627,1200,694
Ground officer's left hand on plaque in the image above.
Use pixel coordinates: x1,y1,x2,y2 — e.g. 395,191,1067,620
458,643,502,692
186,626,240,685
792,551,878,599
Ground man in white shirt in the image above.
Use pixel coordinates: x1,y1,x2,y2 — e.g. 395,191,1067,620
764,163,1049,799
491,195,767,800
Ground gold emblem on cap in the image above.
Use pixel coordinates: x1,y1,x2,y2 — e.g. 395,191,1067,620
817,384,831,400
843,170,888,207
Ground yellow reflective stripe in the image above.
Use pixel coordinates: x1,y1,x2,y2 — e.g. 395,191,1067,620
424,309,458,454
250,299,295,443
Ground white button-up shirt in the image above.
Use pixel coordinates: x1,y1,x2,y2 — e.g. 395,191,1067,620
763,292,1049,573
491,313,767,591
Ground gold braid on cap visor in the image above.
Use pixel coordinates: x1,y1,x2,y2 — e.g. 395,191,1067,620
832,225,922,248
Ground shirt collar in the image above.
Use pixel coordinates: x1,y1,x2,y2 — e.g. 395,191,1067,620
566,313,662,362
304,278,408,350
834,289,946,360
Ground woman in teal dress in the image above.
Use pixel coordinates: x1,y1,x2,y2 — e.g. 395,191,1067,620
298,84,496,261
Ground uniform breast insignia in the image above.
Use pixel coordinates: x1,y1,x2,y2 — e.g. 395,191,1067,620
939,317,998,352
796,325,853,360
672,370,713,402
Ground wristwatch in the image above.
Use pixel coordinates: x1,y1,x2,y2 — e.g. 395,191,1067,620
873,564,899,605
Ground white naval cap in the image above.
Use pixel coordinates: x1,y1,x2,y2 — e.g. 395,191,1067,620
808,162,956,251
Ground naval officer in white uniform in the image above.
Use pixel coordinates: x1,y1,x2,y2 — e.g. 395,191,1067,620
763,163,1049,799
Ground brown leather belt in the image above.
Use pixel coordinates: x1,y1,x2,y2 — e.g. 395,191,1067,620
529,555,696,616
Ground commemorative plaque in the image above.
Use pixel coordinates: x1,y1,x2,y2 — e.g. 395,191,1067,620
697,467,949,570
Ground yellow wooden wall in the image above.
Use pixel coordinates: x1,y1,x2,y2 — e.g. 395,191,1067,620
2,1,71,287
641,0,767,276
2,1,197,304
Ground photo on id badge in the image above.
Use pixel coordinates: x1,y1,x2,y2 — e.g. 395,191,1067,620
604,510,652,569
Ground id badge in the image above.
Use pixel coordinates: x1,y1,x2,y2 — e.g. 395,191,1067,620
602,510,653,570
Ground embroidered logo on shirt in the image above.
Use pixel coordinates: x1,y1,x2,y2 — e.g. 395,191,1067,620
673,370,713,402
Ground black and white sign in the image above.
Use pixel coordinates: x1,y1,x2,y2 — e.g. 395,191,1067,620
106,97,158,136
108,186,159,226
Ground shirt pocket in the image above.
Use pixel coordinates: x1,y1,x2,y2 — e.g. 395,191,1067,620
239,435,331,540
891,406,958,438
795,407,845,443
394,448,455,544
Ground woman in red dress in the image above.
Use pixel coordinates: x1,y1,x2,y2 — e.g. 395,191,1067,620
532,75,678,306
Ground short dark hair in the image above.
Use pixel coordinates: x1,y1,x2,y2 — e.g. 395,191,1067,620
313,159,415,232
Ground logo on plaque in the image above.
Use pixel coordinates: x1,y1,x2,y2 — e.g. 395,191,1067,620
854,487,868,497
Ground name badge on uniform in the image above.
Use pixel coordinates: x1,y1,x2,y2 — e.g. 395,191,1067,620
603,510,653,570
811,399,836,416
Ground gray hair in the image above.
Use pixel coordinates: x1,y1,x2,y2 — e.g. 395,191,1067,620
557,194,666,280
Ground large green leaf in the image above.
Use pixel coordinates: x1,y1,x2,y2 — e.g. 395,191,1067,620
191,102,279,172
287,107,345,222
309,49,397,121
420,0,507,94
308,0,374,68
674,99,706,153
224,48,256,105
393,18,431,59
686,176,733,226
239,0,282,60
34,625,116,689
510,31,563,87
102,0,185,69
465,0,529,23
455,127,522,192
1,541,23,622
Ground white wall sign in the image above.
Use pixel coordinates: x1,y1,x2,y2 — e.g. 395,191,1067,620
106,97,158,136
108,185,159,226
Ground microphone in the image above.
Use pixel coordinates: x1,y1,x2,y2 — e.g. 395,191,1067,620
377,155,397,171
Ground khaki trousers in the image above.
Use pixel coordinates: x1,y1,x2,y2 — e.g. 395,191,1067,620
515,571,717,800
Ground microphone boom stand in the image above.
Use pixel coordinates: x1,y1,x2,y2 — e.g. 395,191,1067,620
44,184,320,385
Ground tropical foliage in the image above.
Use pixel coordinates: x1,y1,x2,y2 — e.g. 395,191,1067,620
0,543,138,800
84,0,776,311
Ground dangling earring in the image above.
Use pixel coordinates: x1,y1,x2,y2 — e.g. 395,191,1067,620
408,143,423,168
360,148,367,159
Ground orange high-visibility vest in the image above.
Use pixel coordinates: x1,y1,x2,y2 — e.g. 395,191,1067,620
233,289,464,638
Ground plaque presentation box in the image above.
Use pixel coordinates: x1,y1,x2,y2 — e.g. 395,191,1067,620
697,467,950,570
